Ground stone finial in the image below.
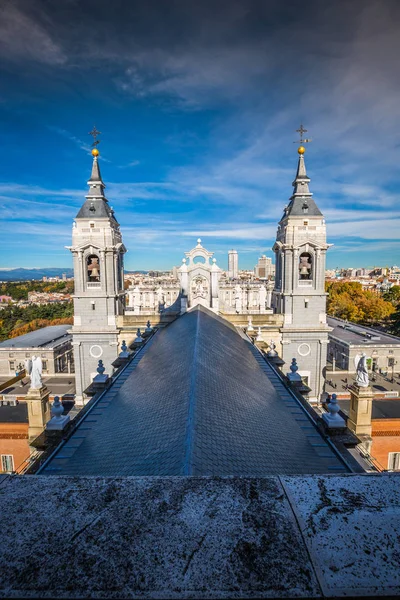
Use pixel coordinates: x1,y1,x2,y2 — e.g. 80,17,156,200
197,238,202,245
134,329,144,344
267,340,277,357
256,327,262,342
145,320,153,334
91,359,109,387
46,395,70,431
287,358,302,382
246,317,254,332
51,396,64,420
322,393,346,429
97,360,105,375
119,340,130,358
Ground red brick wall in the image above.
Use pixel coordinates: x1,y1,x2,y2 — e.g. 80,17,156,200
371,419,400,471
0,423,30,473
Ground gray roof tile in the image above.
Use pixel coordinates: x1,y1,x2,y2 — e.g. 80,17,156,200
41,306,347,476
0,325,71,348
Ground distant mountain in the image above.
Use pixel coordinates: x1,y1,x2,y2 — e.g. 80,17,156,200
0,268,74,281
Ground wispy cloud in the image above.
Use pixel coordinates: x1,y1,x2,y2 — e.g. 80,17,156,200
0,2,66,65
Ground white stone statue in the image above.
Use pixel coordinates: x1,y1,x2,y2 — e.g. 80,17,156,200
234,284,242,313
193,277,206,299
25,355,43,390
354,353,369,388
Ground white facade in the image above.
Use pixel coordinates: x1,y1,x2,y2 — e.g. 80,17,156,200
126,240,273,315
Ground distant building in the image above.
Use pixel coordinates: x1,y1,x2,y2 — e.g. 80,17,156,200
254,255,273,279
328,317,400,374
227,250,238,279
0,325,74,377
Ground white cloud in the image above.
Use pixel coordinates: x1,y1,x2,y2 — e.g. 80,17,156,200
0,3,66,65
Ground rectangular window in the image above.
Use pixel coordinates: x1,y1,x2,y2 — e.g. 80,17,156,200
42,361,47,370
1,455,14,473
9,361,15,371
388,452,400,470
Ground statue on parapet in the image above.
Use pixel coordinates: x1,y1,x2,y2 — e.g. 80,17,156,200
24,356,43,390
354,353,369,388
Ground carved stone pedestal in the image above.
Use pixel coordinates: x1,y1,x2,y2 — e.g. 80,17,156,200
347,384,373,454
25,386,51,440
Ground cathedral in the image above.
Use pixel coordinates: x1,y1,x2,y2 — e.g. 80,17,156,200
69,142,330,404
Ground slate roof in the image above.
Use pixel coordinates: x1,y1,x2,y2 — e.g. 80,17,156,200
0,325,71,349
75,198,116,220
282,154,323,219
328,317,400,346
285,195,323,218
0,402,28,423
41,306,348,476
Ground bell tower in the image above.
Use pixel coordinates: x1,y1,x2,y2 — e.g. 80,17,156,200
68,131,127,404
272,134,331,401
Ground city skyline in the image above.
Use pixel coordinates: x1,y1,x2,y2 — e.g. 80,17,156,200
1,0,400,270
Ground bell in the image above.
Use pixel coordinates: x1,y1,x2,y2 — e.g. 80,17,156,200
90,266,99,278
300,266,309,275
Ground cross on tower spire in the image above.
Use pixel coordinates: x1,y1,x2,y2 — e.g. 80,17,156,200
89,126,101,147
294,123,312,155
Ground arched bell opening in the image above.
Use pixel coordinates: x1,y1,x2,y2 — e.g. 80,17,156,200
299,252,312,280
87,254,101,282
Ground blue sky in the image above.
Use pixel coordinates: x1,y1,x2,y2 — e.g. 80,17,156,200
1,0,400,271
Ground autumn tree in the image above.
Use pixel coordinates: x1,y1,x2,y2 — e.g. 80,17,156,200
326,281,395,324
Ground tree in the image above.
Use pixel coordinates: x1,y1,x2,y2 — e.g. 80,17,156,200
383,286,400,306
0,301,73,342
388,306,400,336
326,281,395,324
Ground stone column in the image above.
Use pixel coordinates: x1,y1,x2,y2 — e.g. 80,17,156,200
315,248,321,289
347,383,373,454
292,248,298,291
25,385,51,441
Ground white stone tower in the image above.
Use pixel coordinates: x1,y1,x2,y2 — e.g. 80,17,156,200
228,250,238,279
272,143,331,401
68,141,127,404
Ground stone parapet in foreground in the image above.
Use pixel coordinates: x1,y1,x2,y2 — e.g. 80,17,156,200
0,474,399,598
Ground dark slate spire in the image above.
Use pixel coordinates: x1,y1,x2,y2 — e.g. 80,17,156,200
75,153,118,223
292,153,312,197
282,148,322,220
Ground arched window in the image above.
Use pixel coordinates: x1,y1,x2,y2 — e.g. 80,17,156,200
87,255,100,282
117,252,123,290
299,252,312,280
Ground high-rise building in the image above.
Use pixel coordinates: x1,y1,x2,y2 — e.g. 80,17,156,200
272,146,331,401
254,255,272,279
67,150,127,404
227,250,238,279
